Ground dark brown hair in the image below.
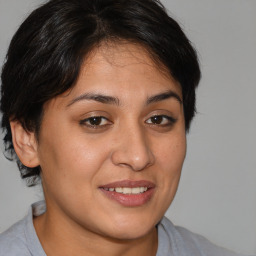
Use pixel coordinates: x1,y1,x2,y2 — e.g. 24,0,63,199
0,0,201,186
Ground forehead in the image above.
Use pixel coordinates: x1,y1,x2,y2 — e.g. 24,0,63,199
84,42,174,80
49,42,182,108
85,42,161,69
78,42,180,90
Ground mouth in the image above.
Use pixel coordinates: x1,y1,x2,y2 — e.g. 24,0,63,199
99,180,155,207
102,187,148,194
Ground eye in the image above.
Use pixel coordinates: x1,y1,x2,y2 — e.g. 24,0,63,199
145,115,177,126
80,116,111,128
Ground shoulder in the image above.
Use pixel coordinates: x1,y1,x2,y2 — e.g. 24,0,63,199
0,217,31,256
157,216,250,256
0,201,46,256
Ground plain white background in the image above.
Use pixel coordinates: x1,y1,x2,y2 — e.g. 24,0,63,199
0,0,255,255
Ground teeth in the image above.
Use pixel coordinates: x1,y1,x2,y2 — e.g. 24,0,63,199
132,187,140,194
123,187,131,194
115,187,123,193
104,187,148,194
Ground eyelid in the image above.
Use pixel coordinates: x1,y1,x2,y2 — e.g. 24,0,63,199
79,110,111,122
147,115,176,122
80,115,112,128
145,114,177,127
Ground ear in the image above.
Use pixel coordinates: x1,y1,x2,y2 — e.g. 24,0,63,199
10,121,40,168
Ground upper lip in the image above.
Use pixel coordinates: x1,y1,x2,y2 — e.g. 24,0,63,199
99,180,155,189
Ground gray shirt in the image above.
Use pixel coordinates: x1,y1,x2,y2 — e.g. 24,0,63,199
0,201,252,256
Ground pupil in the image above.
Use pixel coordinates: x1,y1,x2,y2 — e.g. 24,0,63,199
151,116,163,124
90,117,101,125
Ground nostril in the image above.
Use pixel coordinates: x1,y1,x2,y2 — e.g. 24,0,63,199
110,127,155,171
111,147,155,171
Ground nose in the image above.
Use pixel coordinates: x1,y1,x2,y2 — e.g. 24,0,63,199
111,124,155,171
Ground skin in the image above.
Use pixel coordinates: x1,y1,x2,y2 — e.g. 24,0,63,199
12,42,186,256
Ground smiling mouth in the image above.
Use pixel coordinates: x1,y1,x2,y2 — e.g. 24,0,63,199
99,180,155,207
102,187,148,194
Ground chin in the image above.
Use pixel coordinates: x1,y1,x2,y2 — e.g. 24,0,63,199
100,214,158,240
107,225,156,241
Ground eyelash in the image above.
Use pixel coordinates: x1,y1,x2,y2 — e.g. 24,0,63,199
145,115,177,127
80,115,177,129
80,116,111,129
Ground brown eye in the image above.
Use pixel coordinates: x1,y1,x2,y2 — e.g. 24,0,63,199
146,115,177,126
150,116,163,124
88,117,104,126
80,116,110,127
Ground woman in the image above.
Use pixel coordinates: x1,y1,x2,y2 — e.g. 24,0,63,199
0,0,251,255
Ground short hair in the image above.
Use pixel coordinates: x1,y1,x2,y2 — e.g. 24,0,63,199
0,0,201,186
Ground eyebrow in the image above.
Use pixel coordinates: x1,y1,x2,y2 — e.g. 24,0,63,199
67,93,120,107
146,90,182,105
67,89,182,107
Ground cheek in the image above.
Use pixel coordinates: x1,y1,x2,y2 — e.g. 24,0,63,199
149,133,186,218
155,133,186,172
154,132,186,194
37,129,110,189
38,136,112,215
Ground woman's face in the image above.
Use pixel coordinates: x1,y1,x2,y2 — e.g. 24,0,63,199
36,43,186,240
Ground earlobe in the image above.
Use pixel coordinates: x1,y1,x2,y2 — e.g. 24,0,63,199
10,121,40,168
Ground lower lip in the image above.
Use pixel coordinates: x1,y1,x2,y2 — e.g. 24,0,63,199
100,188,155,207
